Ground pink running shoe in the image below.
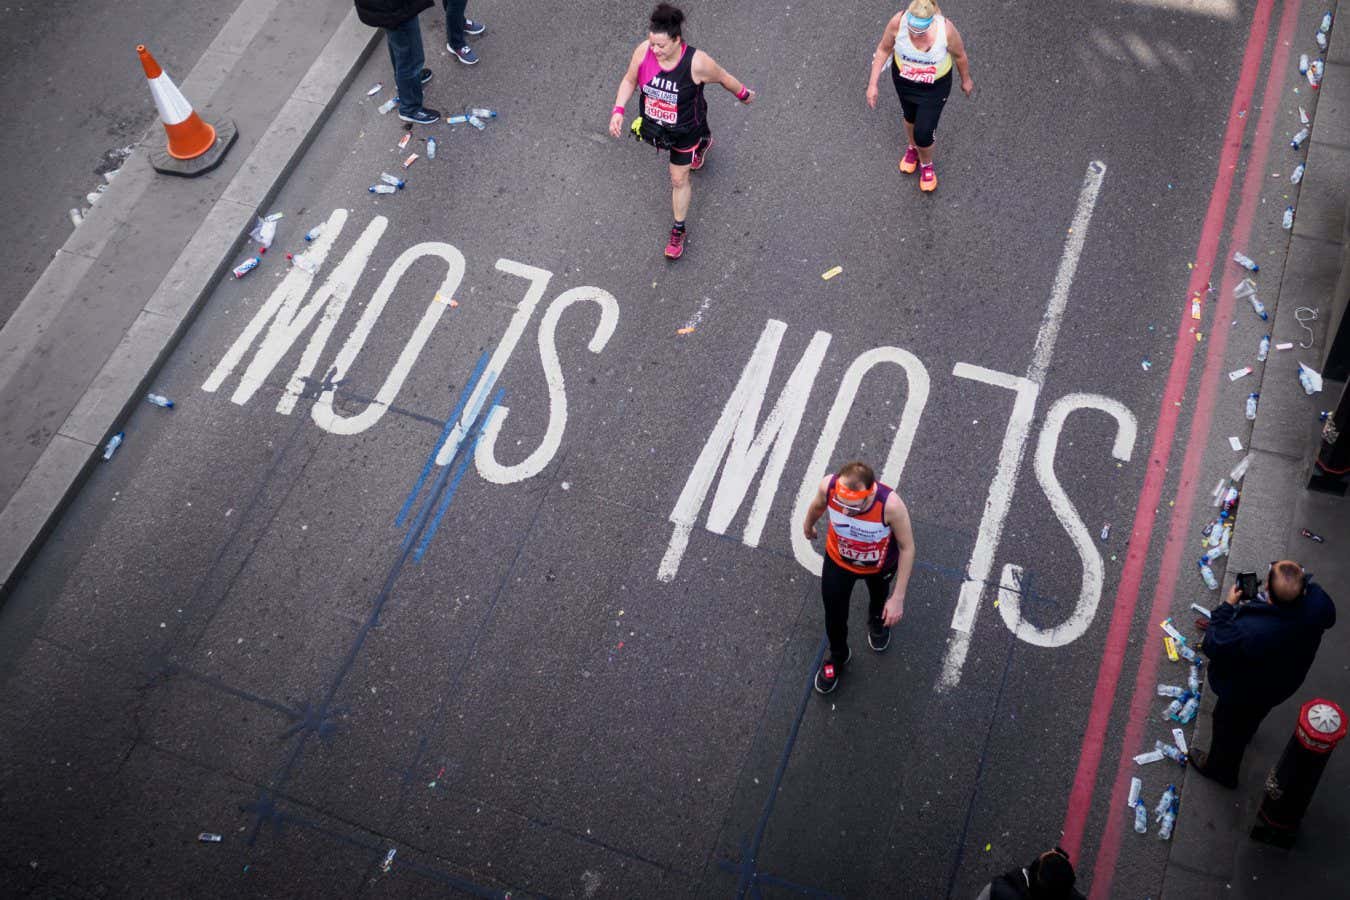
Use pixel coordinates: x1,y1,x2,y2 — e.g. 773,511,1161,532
664,226,686,259
690,136,714,171
919,163,937,192
898,145,918,174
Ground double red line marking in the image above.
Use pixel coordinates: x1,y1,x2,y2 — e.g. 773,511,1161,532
1057,1,1301,895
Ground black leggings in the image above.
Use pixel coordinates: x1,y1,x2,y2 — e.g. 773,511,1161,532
821,555,895,659
890,63,952,148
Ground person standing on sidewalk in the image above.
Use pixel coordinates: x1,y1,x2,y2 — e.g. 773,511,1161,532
443,0,486,65
354,0,441,124
1192,560,1336,788
975,846,1085,900
865,0,974,192
801,461,916,695
608,3,756,260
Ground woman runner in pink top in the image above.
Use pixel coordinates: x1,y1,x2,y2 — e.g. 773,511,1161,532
609,4,756,259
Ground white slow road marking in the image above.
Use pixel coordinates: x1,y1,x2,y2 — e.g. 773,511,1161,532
936,160,1106,691
789,347,931,575
658,320,830,583
999,394,1137,647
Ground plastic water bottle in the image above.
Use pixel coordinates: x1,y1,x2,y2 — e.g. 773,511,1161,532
1155,785,1178,821
1100,523,1111,542
466,107,498,119
1158,803,1178,840
1133,802,1149,834
1156,741,1186,765
1201,545,1227,565
1309,59,1324,88
1291,163,1305,184
1164,697,1187,719
1128,776,1143,808
1220,485,1239,515
1299,53,1310,74
1158,684,1187,699
1188,664,1203,694
287,252,318,274
426,137,437,159
1178,642,1199,664
1257,335,1270,362
102,432,124,460
1322,12,1334,33
446,114,469,125
369,184,397,194
379,172,405,188
1199,561,1219,590
304,225,323,242
1317,31,1328,51
1282,206,1295,230
232,256,260,279
1299,366,1320,395
1233,252,1259,272
1246,392,1259,420
469,116,486,130
1179,694,1200,723
1247,293,1268,321
1291,127,1310,149
378,96,398,114
146,393,174,409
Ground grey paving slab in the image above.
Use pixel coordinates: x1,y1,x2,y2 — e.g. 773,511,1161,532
1290,139,1350,246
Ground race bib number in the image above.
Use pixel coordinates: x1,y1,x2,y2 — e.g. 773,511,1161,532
838,539,882,564
644,95,678,125
899,63,938,84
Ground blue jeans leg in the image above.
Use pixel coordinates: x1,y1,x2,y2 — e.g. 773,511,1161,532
443,0,468,48
384,16,425,115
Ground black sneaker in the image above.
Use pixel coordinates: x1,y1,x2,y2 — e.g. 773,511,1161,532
868,619,891,652
463,19,486,36
813,647,851,695
398,107,441,125
419,67,433,84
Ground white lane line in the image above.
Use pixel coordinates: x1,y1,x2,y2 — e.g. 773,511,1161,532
936,160,1107,691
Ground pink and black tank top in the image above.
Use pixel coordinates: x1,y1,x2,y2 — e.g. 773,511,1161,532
638,43,707,135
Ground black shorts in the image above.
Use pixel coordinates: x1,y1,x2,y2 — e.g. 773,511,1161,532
641,118,710,166
890,63,952,147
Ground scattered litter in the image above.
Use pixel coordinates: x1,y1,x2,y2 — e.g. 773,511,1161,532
426,136,437,159
1141,359,1152,371
232,256,261,278
1172,728,1189,756
402,153,419,169
446,113,470,125
1158,683,1186,698
304,224,324,242
1257,335,1270,362
821,265,843,281
1134,749,1166,765
1299,53,1310,75
1191,603,1212,619
1233,252,1259,273
1228,366,1252,381
198,832,222,843
1156,786,1179,840
1290,163,1305,184
467,107,498,119
1234,278,1267,320
69,208,84,227
1298,362,1323,395
1299,106,1311,126
370,183,397,194
1100,523,1111,542
1296,306,1319,347
102,432,124,460
1198,560,1219,590
1301,528,1325,543
1291,127,1310,149
379,172,406,189
287,252,319,274
1308,59,1323,89
366,82,383,96
1276,341,1294,350
248,215,280,249
1164,635,1181,662
677,326,695,335
1316,31,1327,51
381,849,396,873
468,116,487,130
146,393,174,409
398,133,411,150
378,96,398,115
1229,436,1243,451
1282,206,1295,230
1156,740,1187,766
1230,454,1250,482
1321,12,1334,34
1245,393,1259,421
1211,479,1227,505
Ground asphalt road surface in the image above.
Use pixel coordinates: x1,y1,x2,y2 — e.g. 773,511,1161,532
0,1,1318,897
0,0,246,328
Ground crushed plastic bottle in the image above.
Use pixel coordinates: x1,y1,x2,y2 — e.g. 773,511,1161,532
1283,206,1295,230
146,393,174,409
1156,741,1187,766
378,96,399,114
287,252,318,274
103,432,124,460
1257,335,1270,362
466,107,498,119
379,172,406,188
1164,697,1187,720
1317,31,1328,51
1158,799,1178,840
1199,560,1219,590
248,216,277,249
1246,392,1259,420
1321,12,1334,33
1201,544,1227,566
1178,694,1200,722
1100,523,1111,542
1172,728,1189,756
304,224,324,242
1291,127,1310,149
232,257,261,279
1233,252,1259,273
469,116,487,130
1300,53,1310,75
1308,59,1324,89
369,183,397,194
1291,162,1305,183
1157,684,1187,699
1188,664,1203,694
1299,363,1323,395
1128,776,1143,808
426,137,437,159
1133,801,1149,834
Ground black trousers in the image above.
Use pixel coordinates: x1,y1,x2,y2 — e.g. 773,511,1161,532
820,555,894,659
1207,696,1272,783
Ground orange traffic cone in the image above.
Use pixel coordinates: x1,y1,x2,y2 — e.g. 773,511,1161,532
137,44,237,176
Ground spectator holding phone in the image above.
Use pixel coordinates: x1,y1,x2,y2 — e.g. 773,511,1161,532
1192,561,1336,788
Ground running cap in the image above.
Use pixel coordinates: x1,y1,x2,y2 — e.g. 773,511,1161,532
906,0,939,32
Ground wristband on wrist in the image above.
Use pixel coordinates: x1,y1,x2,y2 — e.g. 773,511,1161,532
612,104,625,115
736,86,750,101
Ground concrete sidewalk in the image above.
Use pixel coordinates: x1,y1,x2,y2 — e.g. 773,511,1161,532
1162,9,1350,897
0,0,379,597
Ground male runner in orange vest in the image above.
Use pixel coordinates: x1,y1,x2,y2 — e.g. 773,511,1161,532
802,461,916,694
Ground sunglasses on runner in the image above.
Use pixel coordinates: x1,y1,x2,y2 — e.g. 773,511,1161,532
834,483,874,513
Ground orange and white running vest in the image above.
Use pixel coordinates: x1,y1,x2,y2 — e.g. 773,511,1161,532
825,476,899,574
893,15,952,83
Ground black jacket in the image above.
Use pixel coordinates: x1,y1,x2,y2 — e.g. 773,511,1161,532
353,0,432,29
1203,581,1336,708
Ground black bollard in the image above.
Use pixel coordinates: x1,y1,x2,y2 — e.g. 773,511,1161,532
1251,699,1346,848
